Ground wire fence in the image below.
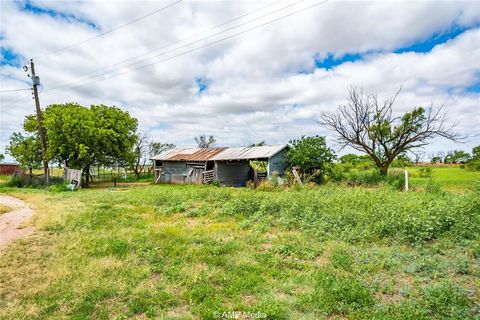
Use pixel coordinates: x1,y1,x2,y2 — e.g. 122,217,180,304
89,166,154,182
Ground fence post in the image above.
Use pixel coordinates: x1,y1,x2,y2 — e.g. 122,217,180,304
404,169,409,192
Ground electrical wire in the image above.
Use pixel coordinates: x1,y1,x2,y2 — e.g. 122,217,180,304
44,0,286,89
0,88,31,93
44,0,313,94
43,0,329,97
33,0,183,60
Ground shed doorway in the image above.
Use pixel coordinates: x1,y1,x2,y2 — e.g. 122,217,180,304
206,161,214,171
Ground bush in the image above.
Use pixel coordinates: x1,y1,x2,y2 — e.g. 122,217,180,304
310,269,374,314
218,186,479,244
4,174,66,189
465,160,480,171
425,179,443,194
328,166,405,190
4,175,27,188
418,167,433,178
48,181,74,192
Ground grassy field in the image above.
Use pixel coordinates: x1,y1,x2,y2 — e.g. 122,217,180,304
408,167,480,192
0,182,479,319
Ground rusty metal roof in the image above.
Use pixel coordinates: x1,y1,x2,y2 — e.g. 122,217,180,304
152,145,288,162
211,145,288,160
151,147,227,161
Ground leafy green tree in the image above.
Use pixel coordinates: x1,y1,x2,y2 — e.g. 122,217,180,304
321,87,459,175
339,153,371,165
471,145,480,160
444,150,470,164
0,153,4,163
287,135,336,180
23,103,137,185
466,145,480,171
431,156,442,164
6,132,42,174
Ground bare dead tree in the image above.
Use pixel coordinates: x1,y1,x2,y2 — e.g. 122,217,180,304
195,135,216,148
320,87,461,175
411,150,426,164
132,134,148,179
147,141,175,173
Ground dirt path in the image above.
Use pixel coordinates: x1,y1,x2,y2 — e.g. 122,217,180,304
0,195,35,251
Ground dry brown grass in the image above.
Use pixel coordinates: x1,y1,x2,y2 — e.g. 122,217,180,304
0,203,11,215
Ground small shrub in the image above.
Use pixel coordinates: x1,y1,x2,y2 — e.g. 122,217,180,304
465,160,480,171
5,175,26,188
330,245,353,271
305,269,374,314
418,167,433,178
425,179,443,194
384,170,405,190
48,181,73,192
422,282,472,318
256,180,275,191
221,196,262,216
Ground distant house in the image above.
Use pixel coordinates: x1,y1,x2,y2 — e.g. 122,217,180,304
0,163,20,175
151,145,289,186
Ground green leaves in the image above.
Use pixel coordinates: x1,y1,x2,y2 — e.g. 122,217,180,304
6,131,42,170
10,103,138,182
287,135,336,175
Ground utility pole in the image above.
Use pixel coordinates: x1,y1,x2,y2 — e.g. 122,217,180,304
27,59,49,185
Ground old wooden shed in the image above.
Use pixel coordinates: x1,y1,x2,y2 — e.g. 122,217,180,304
0,163,20,175
151,145,288,186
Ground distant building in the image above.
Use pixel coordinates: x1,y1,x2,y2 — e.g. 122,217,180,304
0,163,20,175
151,145,289,186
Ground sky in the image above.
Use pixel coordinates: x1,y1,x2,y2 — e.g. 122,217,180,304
0,0,479,161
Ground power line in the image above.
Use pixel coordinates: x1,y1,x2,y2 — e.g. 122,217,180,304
0,88,31,93
43,0,329,97
45,0,313,94
33,0,183,60
44,0,286,89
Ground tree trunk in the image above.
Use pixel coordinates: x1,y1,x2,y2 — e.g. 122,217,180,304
380,166,388,175
85,165,90,187
379,160,392,175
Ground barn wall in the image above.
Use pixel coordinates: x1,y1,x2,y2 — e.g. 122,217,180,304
157,161,205,184
0,164,19,175
216,161,250,186
267,149,288,175
159,161,186,183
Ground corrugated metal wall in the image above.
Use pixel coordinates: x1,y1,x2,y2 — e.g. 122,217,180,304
216,161,250,186
158,161,204,184
267,149,288,175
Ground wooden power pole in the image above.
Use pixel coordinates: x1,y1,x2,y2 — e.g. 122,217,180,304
29,59,49,185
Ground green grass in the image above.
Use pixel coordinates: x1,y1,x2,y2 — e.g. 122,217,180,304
408,167,480,191
0,183,479,319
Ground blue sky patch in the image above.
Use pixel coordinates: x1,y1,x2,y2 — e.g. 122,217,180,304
314,53,363,70
196,77,208,94
465,81,480,93
394,25,475,54
305,25,478,73
0,47,22,67
17,0,98,30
